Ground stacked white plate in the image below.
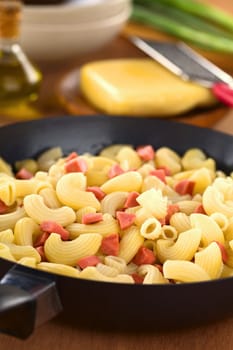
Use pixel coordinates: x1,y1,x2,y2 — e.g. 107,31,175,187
21,0,132,61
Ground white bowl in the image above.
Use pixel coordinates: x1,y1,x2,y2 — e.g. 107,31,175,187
20,5,132,61
22,0,132,25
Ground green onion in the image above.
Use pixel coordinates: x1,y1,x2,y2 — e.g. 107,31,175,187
156,0,233,34
134,0,233,39
131,3,233,53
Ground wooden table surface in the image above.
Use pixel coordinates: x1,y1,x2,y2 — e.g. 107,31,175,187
1,0,233,349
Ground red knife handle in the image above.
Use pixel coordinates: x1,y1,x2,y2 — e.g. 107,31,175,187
212,83,233,107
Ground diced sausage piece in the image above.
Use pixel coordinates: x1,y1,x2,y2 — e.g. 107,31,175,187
40,221,70,240
65,157,87,174
132,246,156,265
0,200,8,214
101,234,119,256
34,232,50,247
194,204,206,214
124,191,140,208
108,164,124,179
215,241,228,264
16,168,33,179
131,273,144,284
65,152,79,162
86,186,106,201
116,211,136,230
77,255,101,269
165,204,179,224
82,213,103,225
150,169,167,183
36,246,47,261
136,145,155,161
174,179,195,195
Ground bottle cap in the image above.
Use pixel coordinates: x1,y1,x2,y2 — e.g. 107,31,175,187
0,1,22,39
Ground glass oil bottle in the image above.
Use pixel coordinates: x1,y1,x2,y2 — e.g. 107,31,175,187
0,0,42,116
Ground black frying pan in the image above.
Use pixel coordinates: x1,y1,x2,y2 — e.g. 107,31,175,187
0,116,233,339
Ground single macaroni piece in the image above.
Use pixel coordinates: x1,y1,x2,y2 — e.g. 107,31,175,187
140,217,162,240
79,266,134,283
169,212,191,234
0,207,26,231
210,212,229,232
96,263,119,277
15,179,52,198
104,256,127,274
24,194,76,226
38,262,80,278
101,171,142,194
161,225,178,241
6,243,41,262
194,242,223,279
39,188,61,209
14,217,40,246
190,168,213,194
156,228,202,263
116,146,142,171
90,156,116,169
119,226,144,263
67,213,119,239
177,200,202,215
86,168,109,187
0,243,16,261
34,171,50,183
134,207,152,226
18,257,37,268
44,232,102,265
190,213,225,246
155,147,182,175
0,157,14,176
0,229,14,244
56,173,100,210
48,163,65,184
203,179,233,217
138,264,169,284
224,219,233,241
163,260,211,282
0,176,16,205
37,147,63,171
101,191,128,217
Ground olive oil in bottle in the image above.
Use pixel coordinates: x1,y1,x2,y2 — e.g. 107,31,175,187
0,0,42,109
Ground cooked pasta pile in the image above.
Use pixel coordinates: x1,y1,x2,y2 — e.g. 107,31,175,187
0,144,233,284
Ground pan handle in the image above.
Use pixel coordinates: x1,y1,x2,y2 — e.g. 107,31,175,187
0,264,62,339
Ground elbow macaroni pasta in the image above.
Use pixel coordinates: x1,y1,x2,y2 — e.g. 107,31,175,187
44,233,102,266
0,143,232,285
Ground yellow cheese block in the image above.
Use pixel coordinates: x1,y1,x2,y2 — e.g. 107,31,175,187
80,59,217,117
